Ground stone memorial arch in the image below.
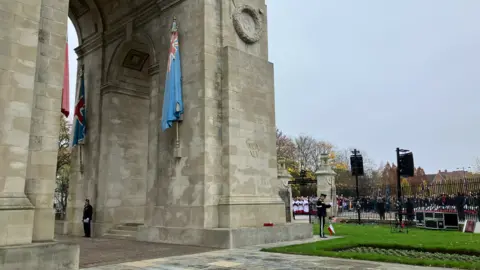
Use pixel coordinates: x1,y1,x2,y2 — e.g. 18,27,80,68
0,0,311,268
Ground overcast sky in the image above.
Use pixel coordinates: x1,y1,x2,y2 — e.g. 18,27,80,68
68,0,480,174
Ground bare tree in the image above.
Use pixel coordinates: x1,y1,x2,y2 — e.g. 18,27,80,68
294,135,317,171
55,116,71,219
474,157,480,173
276,128,296,163
310,140,334,171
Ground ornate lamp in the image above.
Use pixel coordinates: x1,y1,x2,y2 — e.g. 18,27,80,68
320,152,329,166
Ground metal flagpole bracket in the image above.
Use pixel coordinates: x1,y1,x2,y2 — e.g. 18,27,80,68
173,121,181,159
79,145,84,174
80,64,85,78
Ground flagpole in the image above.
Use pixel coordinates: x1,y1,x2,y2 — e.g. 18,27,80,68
79,145,84,174
79,65,85,173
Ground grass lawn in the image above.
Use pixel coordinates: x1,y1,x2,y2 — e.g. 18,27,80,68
263,223,480,269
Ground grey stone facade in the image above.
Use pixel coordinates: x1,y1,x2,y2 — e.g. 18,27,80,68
1,0,79,269
0,0,311,268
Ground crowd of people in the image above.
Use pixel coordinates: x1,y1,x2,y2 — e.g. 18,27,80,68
292,192,480,221
292,197,316,215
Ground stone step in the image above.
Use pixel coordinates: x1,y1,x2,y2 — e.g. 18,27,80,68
108,229,136,236
102,223,142,241
115,225,138,231
124,223,143,227
103,231,137,240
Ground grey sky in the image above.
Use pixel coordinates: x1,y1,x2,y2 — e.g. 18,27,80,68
68,1,480,173
268,0,480,173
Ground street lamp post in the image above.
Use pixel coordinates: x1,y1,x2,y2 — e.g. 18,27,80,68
456,166,471,192
456,167,471,179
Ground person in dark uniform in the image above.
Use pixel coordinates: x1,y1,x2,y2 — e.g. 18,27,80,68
83,199,93,237
476,193,480,221
406,198,414,221
455,193,466,221
316,193,331,238
377,197,386,220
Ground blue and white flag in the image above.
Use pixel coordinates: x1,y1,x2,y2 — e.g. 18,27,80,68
161,18,184,131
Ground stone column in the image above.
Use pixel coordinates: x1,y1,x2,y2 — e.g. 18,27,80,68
315,153,337,217
144,64,160,227
25,0,70,242
0,0,44,246
277,159,293,223
0,3,79,270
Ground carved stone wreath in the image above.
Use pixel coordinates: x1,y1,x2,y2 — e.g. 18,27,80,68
232,5,264,44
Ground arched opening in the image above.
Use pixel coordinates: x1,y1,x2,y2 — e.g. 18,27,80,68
60,0,159,237
94,36,154,234
52,18,80,223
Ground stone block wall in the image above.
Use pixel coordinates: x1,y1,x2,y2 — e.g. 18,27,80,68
27,0,70,242
143,0,211,229
0,0,81,268
0,242,79,270
0,0,69,245
96,91,148,228
0,0,42,246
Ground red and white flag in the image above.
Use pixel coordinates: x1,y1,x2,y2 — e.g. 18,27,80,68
328,224,335,235
61,41,70,117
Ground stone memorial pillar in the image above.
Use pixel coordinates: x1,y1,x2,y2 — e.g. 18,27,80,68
277,159,293,223
315,153,337,216
137,0,313,248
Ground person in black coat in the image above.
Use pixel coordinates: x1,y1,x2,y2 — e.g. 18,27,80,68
377,197,386,220
316,194,331,238
455,193,466,221
406,198,414,221
83,199,93,237
476,193,480,221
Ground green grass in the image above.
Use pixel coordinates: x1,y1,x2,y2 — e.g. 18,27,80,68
263,224,480,269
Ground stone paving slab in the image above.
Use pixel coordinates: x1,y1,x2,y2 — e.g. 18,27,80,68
83,236,450,270
84,248,450,270
55,235,218,268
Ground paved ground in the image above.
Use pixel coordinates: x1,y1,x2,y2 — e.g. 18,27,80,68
82,236,450,270
55,235,218,268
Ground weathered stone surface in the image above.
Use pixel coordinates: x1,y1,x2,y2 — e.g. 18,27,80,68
0,0,42,247
137,223,313,249
55,234,218,268
65,0,307,245
0,0,80,266
277,161,293,222
316,155,338,216
25,0,70,243
2,1,309,268
0,242,79,270
83,237,450,270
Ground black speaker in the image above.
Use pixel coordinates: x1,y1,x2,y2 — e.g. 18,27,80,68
444,213,459,227
350,155,364,176
399,152,414,177
416,212,424,223
425,219,444,229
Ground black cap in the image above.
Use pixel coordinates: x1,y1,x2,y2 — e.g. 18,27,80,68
320,194,327,197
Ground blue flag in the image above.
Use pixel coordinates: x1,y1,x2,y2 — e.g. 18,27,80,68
161,18,184,131
72,73,86,146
